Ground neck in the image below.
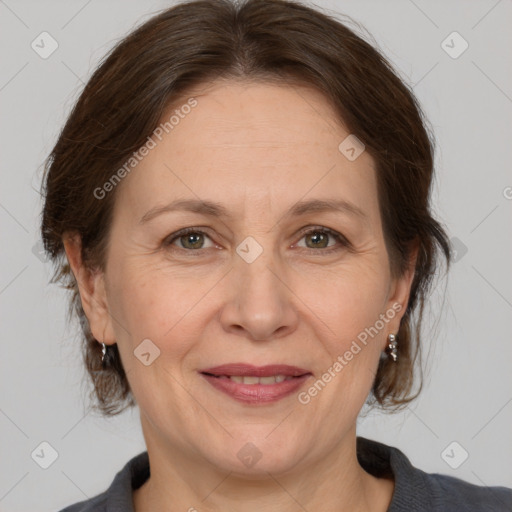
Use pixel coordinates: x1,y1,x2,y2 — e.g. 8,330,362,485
133,426,394,512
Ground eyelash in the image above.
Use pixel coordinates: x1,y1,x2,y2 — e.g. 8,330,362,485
164,226,350,255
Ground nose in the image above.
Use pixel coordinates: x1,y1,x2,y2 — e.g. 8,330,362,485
219,248,299,342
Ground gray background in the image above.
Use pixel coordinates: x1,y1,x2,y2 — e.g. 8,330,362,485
1,0,511,510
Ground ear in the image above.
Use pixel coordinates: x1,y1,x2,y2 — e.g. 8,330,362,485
384,240,419,340
63,233,116,345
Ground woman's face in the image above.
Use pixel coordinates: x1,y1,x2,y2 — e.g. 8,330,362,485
71,79,415,475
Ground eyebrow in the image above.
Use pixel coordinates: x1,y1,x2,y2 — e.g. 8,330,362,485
139,198,367,224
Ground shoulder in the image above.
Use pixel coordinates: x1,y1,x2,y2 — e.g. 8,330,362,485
424,471,512,511
57,494,107,512
357,437,512,512
56,451,149,512
387,442,512,511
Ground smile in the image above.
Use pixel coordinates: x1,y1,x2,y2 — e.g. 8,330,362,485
199,363,312,404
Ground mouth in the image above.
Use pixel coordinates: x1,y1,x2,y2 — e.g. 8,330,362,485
199,363,312,404
202,374,300,384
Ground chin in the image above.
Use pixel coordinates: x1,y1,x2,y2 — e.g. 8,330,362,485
206,431,307,478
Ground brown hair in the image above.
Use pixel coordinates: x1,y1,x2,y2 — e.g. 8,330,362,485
40,0,451,416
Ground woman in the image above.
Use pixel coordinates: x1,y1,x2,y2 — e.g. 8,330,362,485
40,0,512,510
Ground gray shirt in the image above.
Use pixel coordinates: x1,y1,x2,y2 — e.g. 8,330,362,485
57,437,512,511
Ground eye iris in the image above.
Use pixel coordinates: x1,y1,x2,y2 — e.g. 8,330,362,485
181,233,204,249
306,231,328,249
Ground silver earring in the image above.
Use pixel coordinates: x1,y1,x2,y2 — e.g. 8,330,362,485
385,333,398,362
101,342,107,365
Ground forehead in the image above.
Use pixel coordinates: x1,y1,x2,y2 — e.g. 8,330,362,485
168,79,348,153
116,79,379,222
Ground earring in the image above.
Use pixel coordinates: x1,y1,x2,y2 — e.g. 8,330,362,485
101,342,107,367
385,333,398,362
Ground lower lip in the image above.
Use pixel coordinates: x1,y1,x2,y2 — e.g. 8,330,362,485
200,373,311,404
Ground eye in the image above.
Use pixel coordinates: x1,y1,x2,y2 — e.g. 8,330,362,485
164,228,215,251
295,226,349,253
164,226,350,254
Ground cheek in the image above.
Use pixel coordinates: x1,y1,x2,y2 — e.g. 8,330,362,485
303,261,390,349
106,263,207,413
106,259,199,352
309,272,390,386
106,254,235,381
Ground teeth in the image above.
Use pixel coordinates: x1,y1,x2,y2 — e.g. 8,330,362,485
226,374,292,384
243,376,260,385
260,376,278,384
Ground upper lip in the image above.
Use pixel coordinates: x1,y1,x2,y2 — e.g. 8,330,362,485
200,363,311,378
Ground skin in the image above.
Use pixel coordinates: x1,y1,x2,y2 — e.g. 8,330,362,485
64,79,417,512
